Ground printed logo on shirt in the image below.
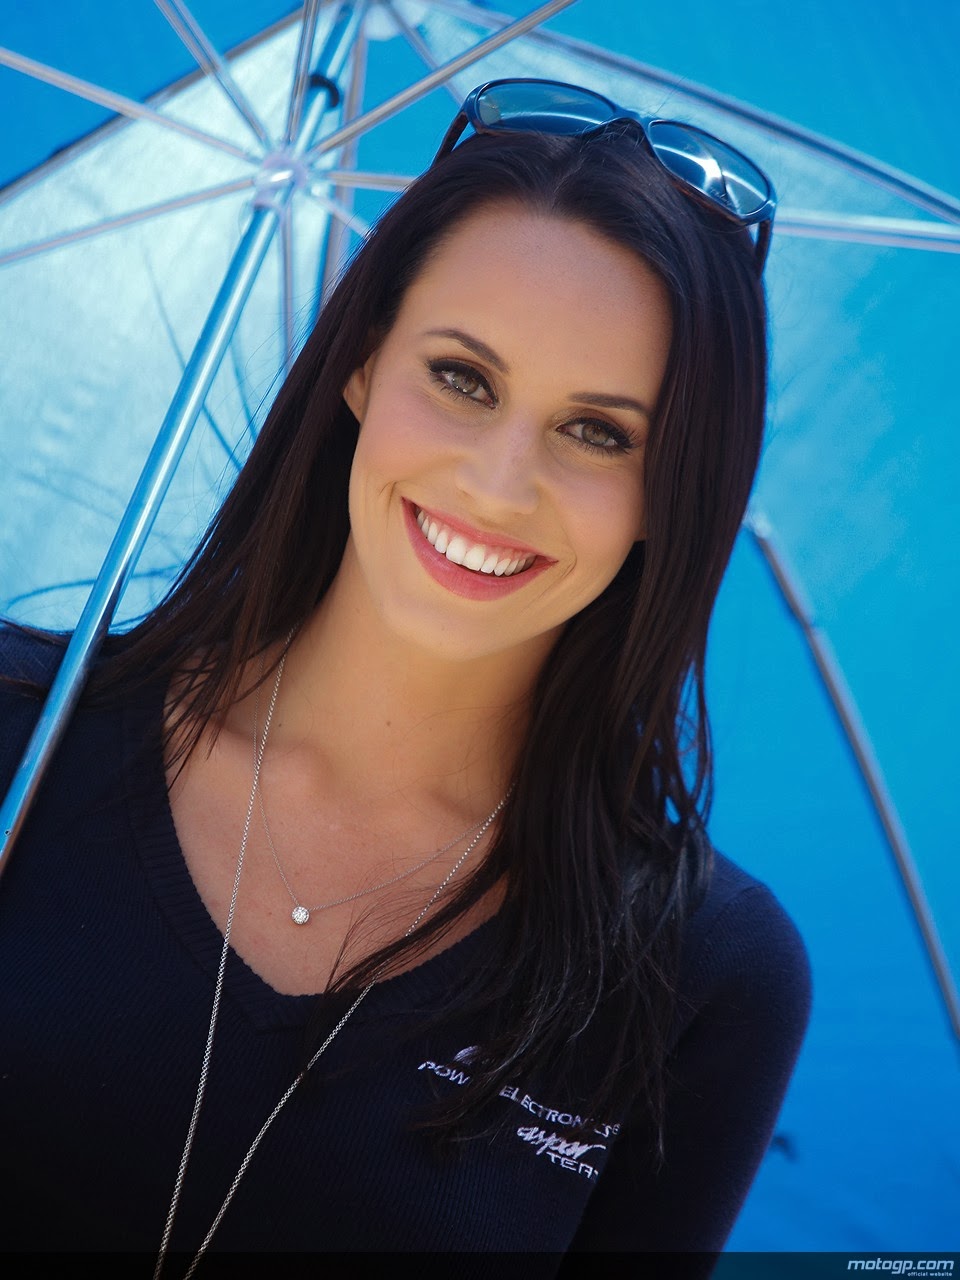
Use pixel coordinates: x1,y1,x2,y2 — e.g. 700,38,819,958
417,1049,620,1182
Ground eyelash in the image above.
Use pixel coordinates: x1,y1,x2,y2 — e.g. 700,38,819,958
426,359,637,456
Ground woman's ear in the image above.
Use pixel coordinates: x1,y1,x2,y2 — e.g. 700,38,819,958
342,351,377,423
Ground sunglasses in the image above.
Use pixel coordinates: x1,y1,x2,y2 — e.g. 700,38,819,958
434,78,777,274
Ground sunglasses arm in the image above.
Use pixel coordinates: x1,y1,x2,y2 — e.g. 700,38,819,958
754,217,774,274
432,111,470,166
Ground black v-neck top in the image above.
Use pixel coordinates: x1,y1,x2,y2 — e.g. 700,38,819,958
0,629,811,1272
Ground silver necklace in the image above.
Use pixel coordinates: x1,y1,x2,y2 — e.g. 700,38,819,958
258,786,489,925
155,649,506,1279
253,671,489,926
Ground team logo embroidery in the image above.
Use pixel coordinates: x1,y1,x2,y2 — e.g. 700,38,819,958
418,1048,620,1181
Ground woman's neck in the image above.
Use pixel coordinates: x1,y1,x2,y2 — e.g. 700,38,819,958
227,553,553,821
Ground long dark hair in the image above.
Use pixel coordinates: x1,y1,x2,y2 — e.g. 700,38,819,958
96,128,768,1151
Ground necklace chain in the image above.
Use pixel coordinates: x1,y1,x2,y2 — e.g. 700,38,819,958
253,674,489,924
155,646,506,1278
259,788,488,922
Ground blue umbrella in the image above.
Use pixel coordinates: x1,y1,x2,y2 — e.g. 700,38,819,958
1,0,958,1257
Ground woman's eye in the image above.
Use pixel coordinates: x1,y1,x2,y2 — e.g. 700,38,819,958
429,361,493,404
563,419,633,453
447,368,483,396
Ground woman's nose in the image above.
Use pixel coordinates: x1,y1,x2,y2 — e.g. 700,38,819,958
453,415,542,518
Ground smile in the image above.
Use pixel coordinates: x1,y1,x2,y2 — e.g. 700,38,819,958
401,500,552,602
414,506,537,577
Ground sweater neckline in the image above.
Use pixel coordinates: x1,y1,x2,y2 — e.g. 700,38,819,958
123,676,498,1033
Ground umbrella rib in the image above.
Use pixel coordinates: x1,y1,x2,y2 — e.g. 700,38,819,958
304,185,371,237
317,23,370,310
283,0,324,147
280,210,296,378
0,179,255,268
0,46,260,164
304,0,578,162
383,0,464,104
776,211,960,253
312,167,413,191
153,0,273,149
424,0,960,229
746,513,960,1048
420,0,502,24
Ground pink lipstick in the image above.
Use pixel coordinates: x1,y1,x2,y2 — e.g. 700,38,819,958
402,500,553,601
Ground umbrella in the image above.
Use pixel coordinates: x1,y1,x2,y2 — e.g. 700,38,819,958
1,0,958,1259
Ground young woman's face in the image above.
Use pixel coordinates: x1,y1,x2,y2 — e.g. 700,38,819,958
342,203,672,666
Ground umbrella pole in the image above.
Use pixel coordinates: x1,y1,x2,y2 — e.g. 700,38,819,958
0,1,365,878
746,513,960,1048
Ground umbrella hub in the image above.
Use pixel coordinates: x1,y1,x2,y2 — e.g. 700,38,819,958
253,150,312,205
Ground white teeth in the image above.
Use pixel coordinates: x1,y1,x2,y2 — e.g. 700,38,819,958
463,544,487,572
445,534,468,565
413,506,537,578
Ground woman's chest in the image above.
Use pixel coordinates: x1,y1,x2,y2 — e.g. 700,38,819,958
167,732,501,996
0,911,622,1258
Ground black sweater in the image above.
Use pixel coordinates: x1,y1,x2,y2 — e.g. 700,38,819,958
0,630,811,1270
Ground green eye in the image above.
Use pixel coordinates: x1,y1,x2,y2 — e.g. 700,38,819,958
428,359,494,405
447,368,483,396
563,419,634,454
580,422,619,448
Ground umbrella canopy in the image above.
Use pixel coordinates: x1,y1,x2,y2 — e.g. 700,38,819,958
1,0,958,1257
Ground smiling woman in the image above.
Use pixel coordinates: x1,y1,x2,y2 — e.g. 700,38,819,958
341,207,666,647
0,79,809,1274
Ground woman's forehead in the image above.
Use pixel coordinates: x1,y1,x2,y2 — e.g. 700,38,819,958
387,204,672,395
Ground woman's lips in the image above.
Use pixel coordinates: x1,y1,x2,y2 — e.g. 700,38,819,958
412,501,546,561
415,506,539,576
402,500,552,600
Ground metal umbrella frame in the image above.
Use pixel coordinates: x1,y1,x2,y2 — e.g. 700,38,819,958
0,1,958,1242
0,0,578,851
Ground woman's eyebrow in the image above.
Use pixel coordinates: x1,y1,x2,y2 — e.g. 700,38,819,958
569,390,652,418
424,328,509,374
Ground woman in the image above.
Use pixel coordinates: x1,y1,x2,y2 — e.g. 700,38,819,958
0,81,810,1272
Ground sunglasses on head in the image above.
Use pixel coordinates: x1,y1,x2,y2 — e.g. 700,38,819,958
434,78,777,274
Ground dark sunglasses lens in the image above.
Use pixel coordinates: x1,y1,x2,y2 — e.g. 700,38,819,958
475,81,617,134
646,121,772,218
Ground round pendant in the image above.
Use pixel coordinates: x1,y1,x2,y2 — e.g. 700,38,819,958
291,905,310,926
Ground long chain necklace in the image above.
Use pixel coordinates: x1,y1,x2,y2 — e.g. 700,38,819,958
155,648,506,1279
253,670,490,926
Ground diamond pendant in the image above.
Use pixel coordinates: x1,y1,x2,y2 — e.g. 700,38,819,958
291,905,310,926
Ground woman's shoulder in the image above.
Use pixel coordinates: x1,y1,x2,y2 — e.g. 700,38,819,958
0,621,65,688
0,624,68,801
0,623,156,798
687,843,808,953
678,841,813,1041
